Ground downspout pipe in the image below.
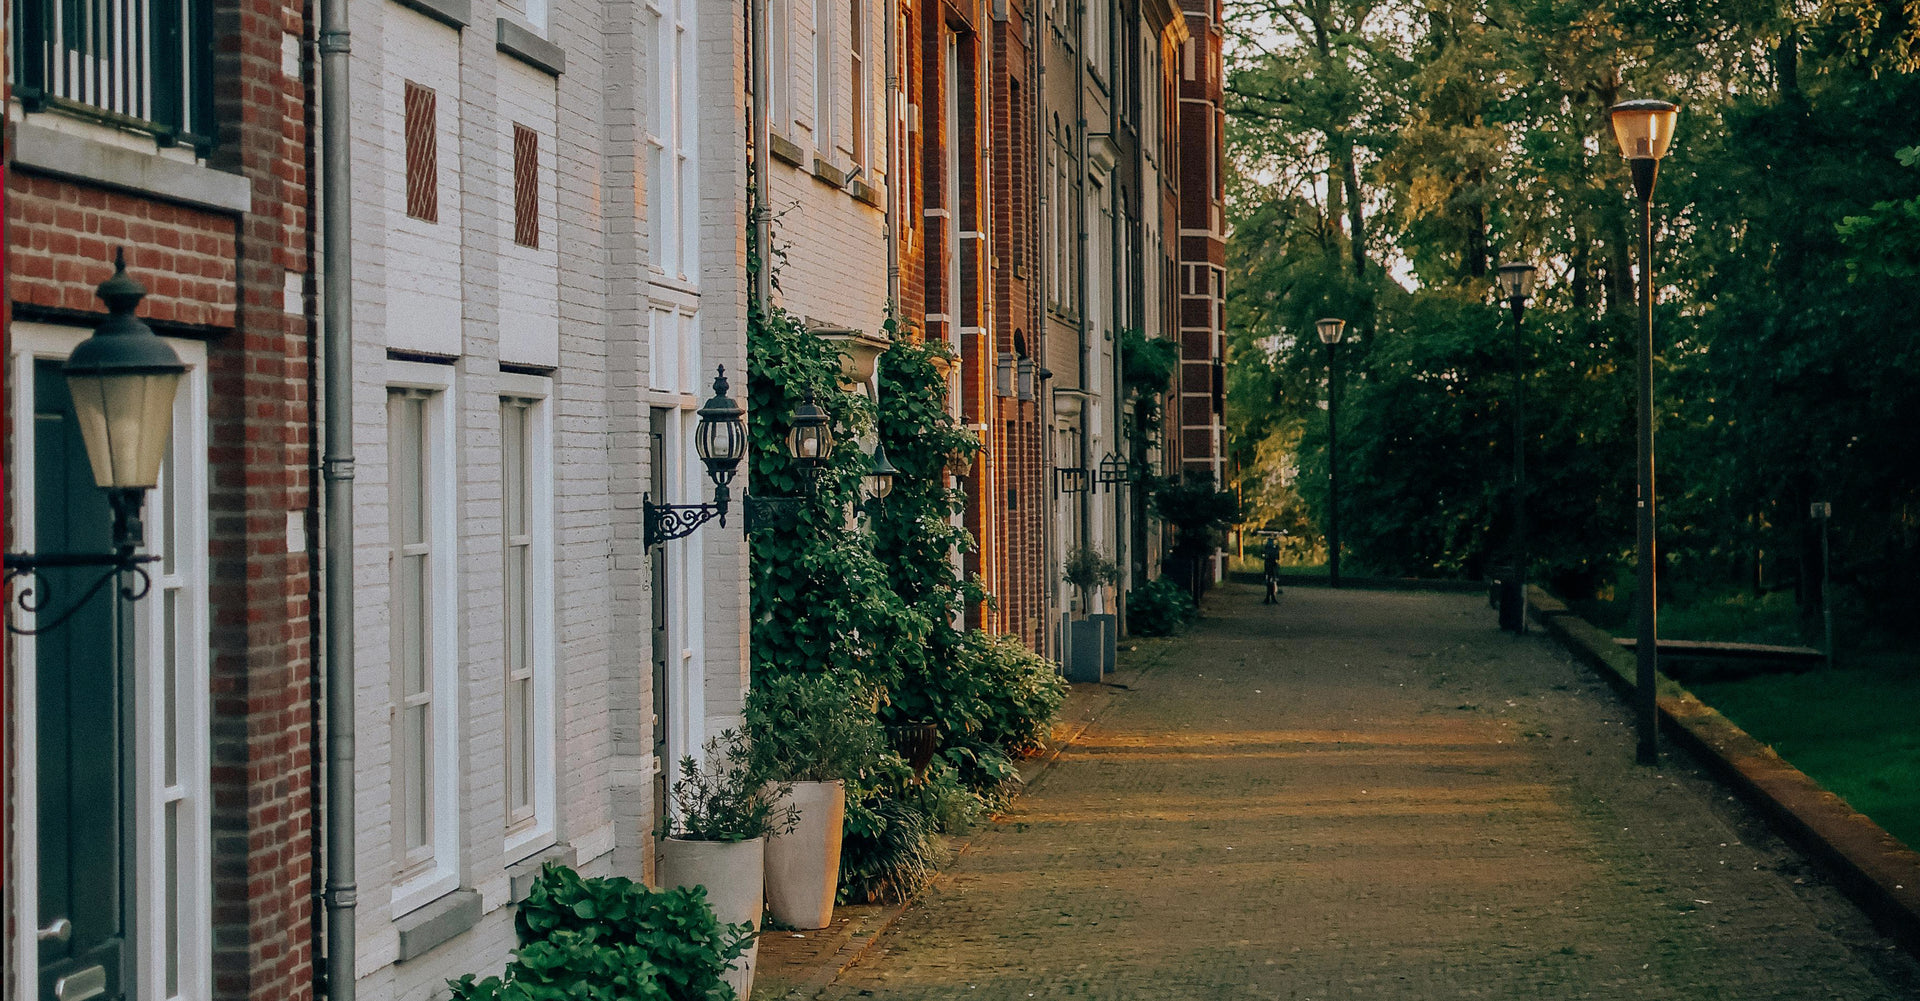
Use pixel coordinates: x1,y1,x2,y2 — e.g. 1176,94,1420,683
318,0,357,996
884,0,899,306
752,0,773,314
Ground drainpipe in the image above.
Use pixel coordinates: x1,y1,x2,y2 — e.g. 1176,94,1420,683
884,0,899,306
1074,35,1091,612
318,0,357,993
752,0,773,313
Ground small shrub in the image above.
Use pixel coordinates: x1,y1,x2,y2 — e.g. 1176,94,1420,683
448,862,750,1001
956,630,1067,758
1062,546,1121,592
1128,576,1197,636
662,730,797,842
908,758,986,834
839,795,949,903
745,672,885,783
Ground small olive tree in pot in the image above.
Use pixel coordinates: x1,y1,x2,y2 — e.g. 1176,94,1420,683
747,672,885,929
658,730,798,1000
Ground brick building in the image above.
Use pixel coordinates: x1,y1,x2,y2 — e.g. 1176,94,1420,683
342,0,752,991
5,0,318,997
1175,0,1226,491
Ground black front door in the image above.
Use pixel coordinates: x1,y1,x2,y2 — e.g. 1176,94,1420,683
33,359,131,1001
648,409,671,859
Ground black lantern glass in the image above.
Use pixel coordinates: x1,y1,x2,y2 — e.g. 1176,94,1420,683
1496,263,1537,302
66,251,187,492
786,393,833,467
693,366,748,488
865,443,899,501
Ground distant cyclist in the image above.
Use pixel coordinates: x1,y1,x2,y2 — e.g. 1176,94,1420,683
1261,534,1282,604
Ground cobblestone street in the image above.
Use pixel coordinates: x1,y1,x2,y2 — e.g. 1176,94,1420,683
814,583,1920,1000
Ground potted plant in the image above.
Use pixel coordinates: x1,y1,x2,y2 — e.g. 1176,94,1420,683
658,730,797,1000
1062,545,1121,614
746,673,885,929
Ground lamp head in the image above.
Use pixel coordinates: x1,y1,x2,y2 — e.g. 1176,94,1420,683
64,249,187,492
1496,262,1538,302
1609,99,1679,161
693,365,748,488
1315,317,1347,345
786,392,834,469
864,442,899,501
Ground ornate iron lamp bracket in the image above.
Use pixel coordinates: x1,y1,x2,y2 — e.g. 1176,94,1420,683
4,552,159,636
643,492,729,548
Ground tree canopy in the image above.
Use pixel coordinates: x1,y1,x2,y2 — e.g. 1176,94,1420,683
1225,0,1920,623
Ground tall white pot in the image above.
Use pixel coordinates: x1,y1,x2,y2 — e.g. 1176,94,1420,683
659,836,765,999
764,779,846,929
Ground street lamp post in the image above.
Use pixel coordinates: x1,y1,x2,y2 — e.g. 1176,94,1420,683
1611,98,1679,766
1317,317,1347,589
1496,263,1537,634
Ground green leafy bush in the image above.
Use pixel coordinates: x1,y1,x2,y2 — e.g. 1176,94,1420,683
662,731,797,842
1127,577,1197,636
957,631,1066,757
747,304,928,690
839,794,949,903
447,862,750,1001
745,672,886,783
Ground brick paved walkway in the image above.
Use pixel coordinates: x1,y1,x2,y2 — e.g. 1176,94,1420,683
813,583,1920,1000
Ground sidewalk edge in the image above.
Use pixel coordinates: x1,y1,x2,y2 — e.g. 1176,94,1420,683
1529,586,1920,958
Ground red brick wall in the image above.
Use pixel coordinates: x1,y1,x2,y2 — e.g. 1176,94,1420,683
7,0,316,997
6,173,239,326
989,7,1044,651
204,0,316,997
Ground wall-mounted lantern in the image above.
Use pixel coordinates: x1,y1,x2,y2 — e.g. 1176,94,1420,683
1096,451,1130,492
5,251,188,635
864,443,898,503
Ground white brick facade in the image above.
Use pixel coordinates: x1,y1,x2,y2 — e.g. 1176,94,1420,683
765,0,889,333
347,0,750,986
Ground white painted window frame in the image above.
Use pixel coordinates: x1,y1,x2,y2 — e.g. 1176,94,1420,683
385,359,461,917
646,0,701,283
500,375,558,861
6,323,211,1001
770,0,791,134
849,0,866,166
815,0,836,152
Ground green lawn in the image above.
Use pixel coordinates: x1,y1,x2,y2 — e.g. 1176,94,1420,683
1690,660,1920,851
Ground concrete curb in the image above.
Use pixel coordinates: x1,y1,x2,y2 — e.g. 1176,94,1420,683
757,651,1159,999
1528,587,1920,957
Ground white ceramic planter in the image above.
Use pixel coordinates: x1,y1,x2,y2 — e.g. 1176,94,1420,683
764,779,846,929
659,836,765,999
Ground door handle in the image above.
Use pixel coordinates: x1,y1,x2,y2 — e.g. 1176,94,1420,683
53,965,106,1001
36,918,71,944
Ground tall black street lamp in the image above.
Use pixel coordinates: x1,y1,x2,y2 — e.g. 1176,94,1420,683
4,251,188,635
1317,317,1347,589
1611,97,1679,765
1496,262,1537,634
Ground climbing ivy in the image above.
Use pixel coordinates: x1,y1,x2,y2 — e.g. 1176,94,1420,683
746,304,924,690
